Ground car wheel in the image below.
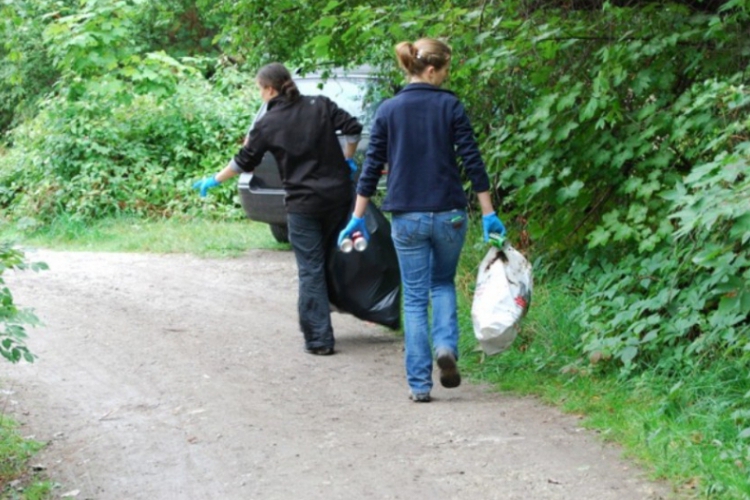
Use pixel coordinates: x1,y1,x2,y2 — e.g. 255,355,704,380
269,224,289,243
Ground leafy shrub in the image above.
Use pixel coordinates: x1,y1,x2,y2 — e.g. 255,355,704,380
0,0,64,135
0,241,46,363
568,78,750,373
1,0,258,224
575,147,749,374
0,69,257,223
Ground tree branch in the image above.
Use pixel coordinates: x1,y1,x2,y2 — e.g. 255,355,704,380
478,0,493,33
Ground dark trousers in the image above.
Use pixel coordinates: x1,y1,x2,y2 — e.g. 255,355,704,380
287,206,348,349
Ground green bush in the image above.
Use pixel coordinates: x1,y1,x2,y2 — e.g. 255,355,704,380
0,0,256,225
0,69,257,224
0,241,46,363
575,150,749,375
0,0,64,135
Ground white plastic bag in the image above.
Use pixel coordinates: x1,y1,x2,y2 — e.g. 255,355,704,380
471,242,533,355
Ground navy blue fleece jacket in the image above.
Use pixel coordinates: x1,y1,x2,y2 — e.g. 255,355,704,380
356,83,490,212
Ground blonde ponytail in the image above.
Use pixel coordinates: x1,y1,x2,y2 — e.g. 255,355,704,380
394,38,452,77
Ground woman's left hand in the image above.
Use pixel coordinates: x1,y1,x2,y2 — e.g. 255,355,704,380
482,212,506,242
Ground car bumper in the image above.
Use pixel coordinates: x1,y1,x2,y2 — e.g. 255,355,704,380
237,173,287,226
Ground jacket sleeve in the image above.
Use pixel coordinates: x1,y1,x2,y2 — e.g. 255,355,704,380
452,100,490,193
325,96,363,137
230,126,268,173
357,108,388,198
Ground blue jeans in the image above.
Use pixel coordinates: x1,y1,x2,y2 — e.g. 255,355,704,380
287,207,348,350
391,210,467,394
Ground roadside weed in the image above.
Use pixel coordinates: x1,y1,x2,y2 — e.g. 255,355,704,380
0,415,51,499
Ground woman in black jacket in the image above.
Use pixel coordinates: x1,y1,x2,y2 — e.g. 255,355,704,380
194,63,363,355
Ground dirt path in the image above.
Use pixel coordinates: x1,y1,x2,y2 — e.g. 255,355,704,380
1,249,672,500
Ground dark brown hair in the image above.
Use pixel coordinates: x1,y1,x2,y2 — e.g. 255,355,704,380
395,38,452,76
256,63,300,101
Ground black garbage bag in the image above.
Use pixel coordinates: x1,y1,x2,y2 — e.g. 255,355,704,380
326,203,401,330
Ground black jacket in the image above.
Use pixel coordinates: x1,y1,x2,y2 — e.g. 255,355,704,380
231,94,363,214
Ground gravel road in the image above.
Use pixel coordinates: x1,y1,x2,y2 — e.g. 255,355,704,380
1,249,673,500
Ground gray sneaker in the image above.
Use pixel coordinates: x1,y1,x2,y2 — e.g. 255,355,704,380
409,392,431,403
436,350,461,388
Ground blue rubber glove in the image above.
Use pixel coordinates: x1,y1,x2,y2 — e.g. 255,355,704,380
346,158,358,179
482,212,506,242
192,176,221,197
337,214,369,246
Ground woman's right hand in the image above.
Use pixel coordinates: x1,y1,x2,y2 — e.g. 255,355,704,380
192,176,220,197
338,214,369,246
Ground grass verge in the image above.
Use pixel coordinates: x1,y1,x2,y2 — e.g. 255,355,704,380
0,415,52,500
0,215,289,257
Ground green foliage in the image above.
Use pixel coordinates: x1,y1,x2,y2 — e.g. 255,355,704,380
575,141,749,376
0,1,259,224
204,0,325,68
132,0,221,58
0,68,256,223
42,0,197,101
0,0,69,134
0,242,46,364
0,0,221,136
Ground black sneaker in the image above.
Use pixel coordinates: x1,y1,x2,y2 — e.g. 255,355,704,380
436,350,461,388
304,346,334,356
409,392,431,403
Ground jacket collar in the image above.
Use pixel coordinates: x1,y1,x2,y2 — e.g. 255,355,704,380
266,95,286,111
398,83,455,96
267,94,304,111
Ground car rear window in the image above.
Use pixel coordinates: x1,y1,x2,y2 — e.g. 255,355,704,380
296,77,377,129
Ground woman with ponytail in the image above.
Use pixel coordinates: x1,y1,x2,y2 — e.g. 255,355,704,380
194,62,363,356
339,39,507,402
